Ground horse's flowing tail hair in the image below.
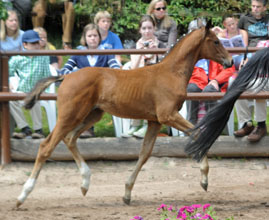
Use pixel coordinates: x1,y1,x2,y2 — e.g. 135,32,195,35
24,75,64,109
185,47,269,162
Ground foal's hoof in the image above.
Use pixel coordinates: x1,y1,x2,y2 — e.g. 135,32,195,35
122,196,131,205
16,200,22,208
200,182,208,191
81,187,88,196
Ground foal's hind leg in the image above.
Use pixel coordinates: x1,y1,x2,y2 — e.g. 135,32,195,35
63,108,104,196
16,123,68,208
16,106,103,208
123,121,161,205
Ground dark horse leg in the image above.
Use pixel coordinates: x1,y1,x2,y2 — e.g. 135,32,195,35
16,107,104,208
123,121,161,204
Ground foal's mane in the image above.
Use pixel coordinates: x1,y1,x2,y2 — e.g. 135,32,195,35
160,26,207,62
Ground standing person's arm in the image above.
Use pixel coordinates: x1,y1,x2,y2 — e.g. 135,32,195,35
167,20,178,47
240,29,248,46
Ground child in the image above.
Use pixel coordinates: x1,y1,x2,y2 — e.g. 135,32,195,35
0,10,24,51
34,26,63,70
9,30,51,139
59,23,120,138
121,15,164,138
94,10,123,63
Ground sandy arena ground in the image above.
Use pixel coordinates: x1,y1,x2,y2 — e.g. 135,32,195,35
0,157,269,220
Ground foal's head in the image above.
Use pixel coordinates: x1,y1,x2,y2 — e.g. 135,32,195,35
199,21,233,68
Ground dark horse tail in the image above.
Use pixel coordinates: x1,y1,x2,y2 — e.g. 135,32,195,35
185,47,269,162
24,75,65,109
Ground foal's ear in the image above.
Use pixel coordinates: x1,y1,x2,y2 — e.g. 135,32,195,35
205,19,212,31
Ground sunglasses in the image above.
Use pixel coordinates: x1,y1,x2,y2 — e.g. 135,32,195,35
155,6,166,11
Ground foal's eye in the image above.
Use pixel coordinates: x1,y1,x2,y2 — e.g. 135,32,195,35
214,40,220,45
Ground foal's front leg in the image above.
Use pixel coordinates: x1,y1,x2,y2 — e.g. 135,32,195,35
123,121,161,205
160,110,209,191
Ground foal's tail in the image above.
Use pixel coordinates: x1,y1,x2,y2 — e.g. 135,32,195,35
185,47,269,162
24,75,65,109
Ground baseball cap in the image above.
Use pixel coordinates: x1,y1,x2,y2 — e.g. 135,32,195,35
22,30,40,43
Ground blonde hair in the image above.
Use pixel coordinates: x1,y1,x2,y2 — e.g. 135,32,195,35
94,11,112,24
80,23,101,46
33,27,50,50
0,10,20,41
147,0,172,29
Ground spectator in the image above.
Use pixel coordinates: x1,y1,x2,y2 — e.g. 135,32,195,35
233,0,269,142
147,0,177,48
59,23,120,138
1,9,25,135
186,19,236,125
9,30,51,139
94,10,123,63
216,15,248,70
0,10,24,51
34,27,63,70
121,15,165,138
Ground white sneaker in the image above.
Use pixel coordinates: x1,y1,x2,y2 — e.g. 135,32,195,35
121,126,139,138
133,124,148,139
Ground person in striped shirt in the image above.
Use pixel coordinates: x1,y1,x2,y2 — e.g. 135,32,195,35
59,23,120,138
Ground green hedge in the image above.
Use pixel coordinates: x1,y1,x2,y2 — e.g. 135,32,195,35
73,0,252,43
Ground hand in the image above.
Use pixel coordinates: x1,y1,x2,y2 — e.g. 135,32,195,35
148,40,157,49
208,79,219,91
211,26,223,35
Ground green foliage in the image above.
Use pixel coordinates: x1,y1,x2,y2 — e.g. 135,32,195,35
0,1,11,20
72,0,252,43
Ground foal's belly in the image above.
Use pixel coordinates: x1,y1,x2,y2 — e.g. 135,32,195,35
98,101,158,121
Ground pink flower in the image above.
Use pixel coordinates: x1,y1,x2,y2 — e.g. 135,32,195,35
158,203,167,211
168,205,174,211
132,216,143,220
186,206,195,213
203,204,211,212
202,214,213,220
192,204,202,209
177,211,187,219
179,206,188,212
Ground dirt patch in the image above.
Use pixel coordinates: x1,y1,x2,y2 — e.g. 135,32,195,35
0,157,269,219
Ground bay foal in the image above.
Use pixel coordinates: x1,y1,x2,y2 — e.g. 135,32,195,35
16,22,232,207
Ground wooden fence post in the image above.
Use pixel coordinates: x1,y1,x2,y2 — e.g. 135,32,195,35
1,56,11,164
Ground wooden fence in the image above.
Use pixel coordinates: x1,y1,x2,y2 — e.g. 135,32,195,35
0,47,268,164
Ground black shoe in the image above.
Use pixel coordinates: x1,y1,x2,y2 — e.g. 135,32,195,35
12,126,32,139
32,129,45,139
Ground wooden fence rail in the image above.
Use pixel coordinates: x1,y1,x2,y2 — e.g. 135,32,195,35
0,47,267,164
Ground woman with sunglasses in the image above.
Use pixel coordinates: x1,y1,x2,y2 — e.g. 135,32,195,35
147,0,177,48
